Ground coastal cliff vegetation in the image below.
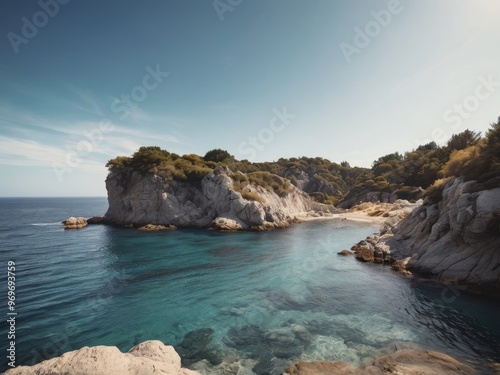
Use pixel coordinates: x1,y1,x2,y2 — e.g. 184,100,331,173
106,117,500,207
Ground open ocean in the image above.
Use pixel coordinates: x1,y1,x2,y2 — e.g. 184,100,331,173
1,197,499,374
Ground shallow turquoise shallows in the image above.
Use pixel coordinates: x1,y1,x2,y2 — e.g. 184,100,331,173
1,197,499,374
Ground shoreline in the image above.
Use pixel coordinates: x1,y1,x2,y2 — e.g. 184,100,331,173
297,212,387,225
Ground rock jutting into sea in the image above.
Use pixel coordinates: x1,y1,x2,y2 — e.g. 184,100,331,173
103,166,338,231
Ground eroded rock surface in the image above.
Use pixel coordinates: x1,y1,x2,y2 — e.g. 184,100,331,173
352,178,500,292
104,167,337,230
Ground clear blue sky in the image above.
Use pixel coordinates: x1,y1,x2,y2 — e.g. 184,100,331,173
1,0,499,196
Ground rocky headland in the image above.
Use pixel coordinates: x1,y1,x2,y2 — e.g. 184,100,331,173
102,166,338,231
349,177,500,294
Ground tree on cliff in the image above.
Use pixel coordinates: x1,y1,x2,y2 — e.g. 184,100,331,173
442,118,500,183
203,149,233,163
446,129,481,152
106,146,171,174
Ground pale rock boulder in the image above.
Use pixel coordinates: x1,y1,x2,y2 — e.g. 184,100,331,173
5,340,200,375
283,346,475,375
62,217,88,229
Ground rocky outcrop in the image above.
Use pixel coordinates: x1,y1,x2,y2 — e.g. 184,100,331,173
137,224,177,231
104,167,337,230
283,347,475,375
283,169,342,197
338,187,423,209
337,250,353,256
5,340,200,375
353,178,500,293
87,216,104,224
62,217,88,229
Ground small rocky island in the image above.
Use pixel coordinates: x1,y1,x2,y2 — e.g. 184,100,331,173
104,164,337,231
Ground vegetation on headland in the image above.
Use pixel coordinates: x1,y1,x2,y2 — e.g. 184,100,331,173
106,117,500,206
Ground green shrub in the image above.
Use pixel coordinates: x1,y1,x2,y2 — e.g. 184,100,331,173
129,146,171,173
442,146,479,178
106,156,130,171
203,149,232,162
311,192,325,203
241,191,265,204
185,165,213,182
424,177,453,203
246,171,291,196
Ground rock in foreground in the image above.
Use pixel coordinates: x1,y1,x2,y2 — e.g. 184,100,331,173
284,348,475,375
6,340,200,375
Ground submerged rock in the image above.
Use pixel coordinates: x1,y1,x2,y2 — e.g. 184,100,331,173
223,325,266,349
5,340,200,375
175,328,223,366
337,250,353,256
223,323,309,374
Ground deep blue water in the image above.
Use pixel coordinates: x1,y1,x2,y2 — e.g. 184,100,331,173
0,197,499,374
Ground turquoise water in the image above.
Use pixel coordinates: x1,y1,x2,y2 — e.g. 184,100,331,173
1,197,499,374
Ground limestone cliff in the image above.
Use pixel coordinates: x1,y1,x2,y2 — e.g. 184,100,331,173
104,166,336,230
354,177,500,293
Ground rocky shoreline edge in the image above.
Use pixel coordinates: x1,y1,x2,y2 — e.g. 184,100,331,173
5,339,494,375
342,178,500,297
61,212,336,232
61,198,409,232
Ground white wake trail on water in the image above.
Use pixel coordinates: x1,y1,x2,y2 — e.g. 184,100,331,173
31,222,62,226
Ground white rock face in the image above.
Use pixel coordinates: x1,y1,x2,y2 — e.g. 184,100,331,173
371,177,500,291
5,340,200,375
104,168,336,230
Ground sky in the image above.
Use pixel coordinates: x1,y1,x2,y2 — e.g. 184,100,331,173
0,0,499,197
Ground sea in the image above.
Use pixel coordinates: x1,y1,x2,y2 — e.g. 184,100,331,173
0,197,499,374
